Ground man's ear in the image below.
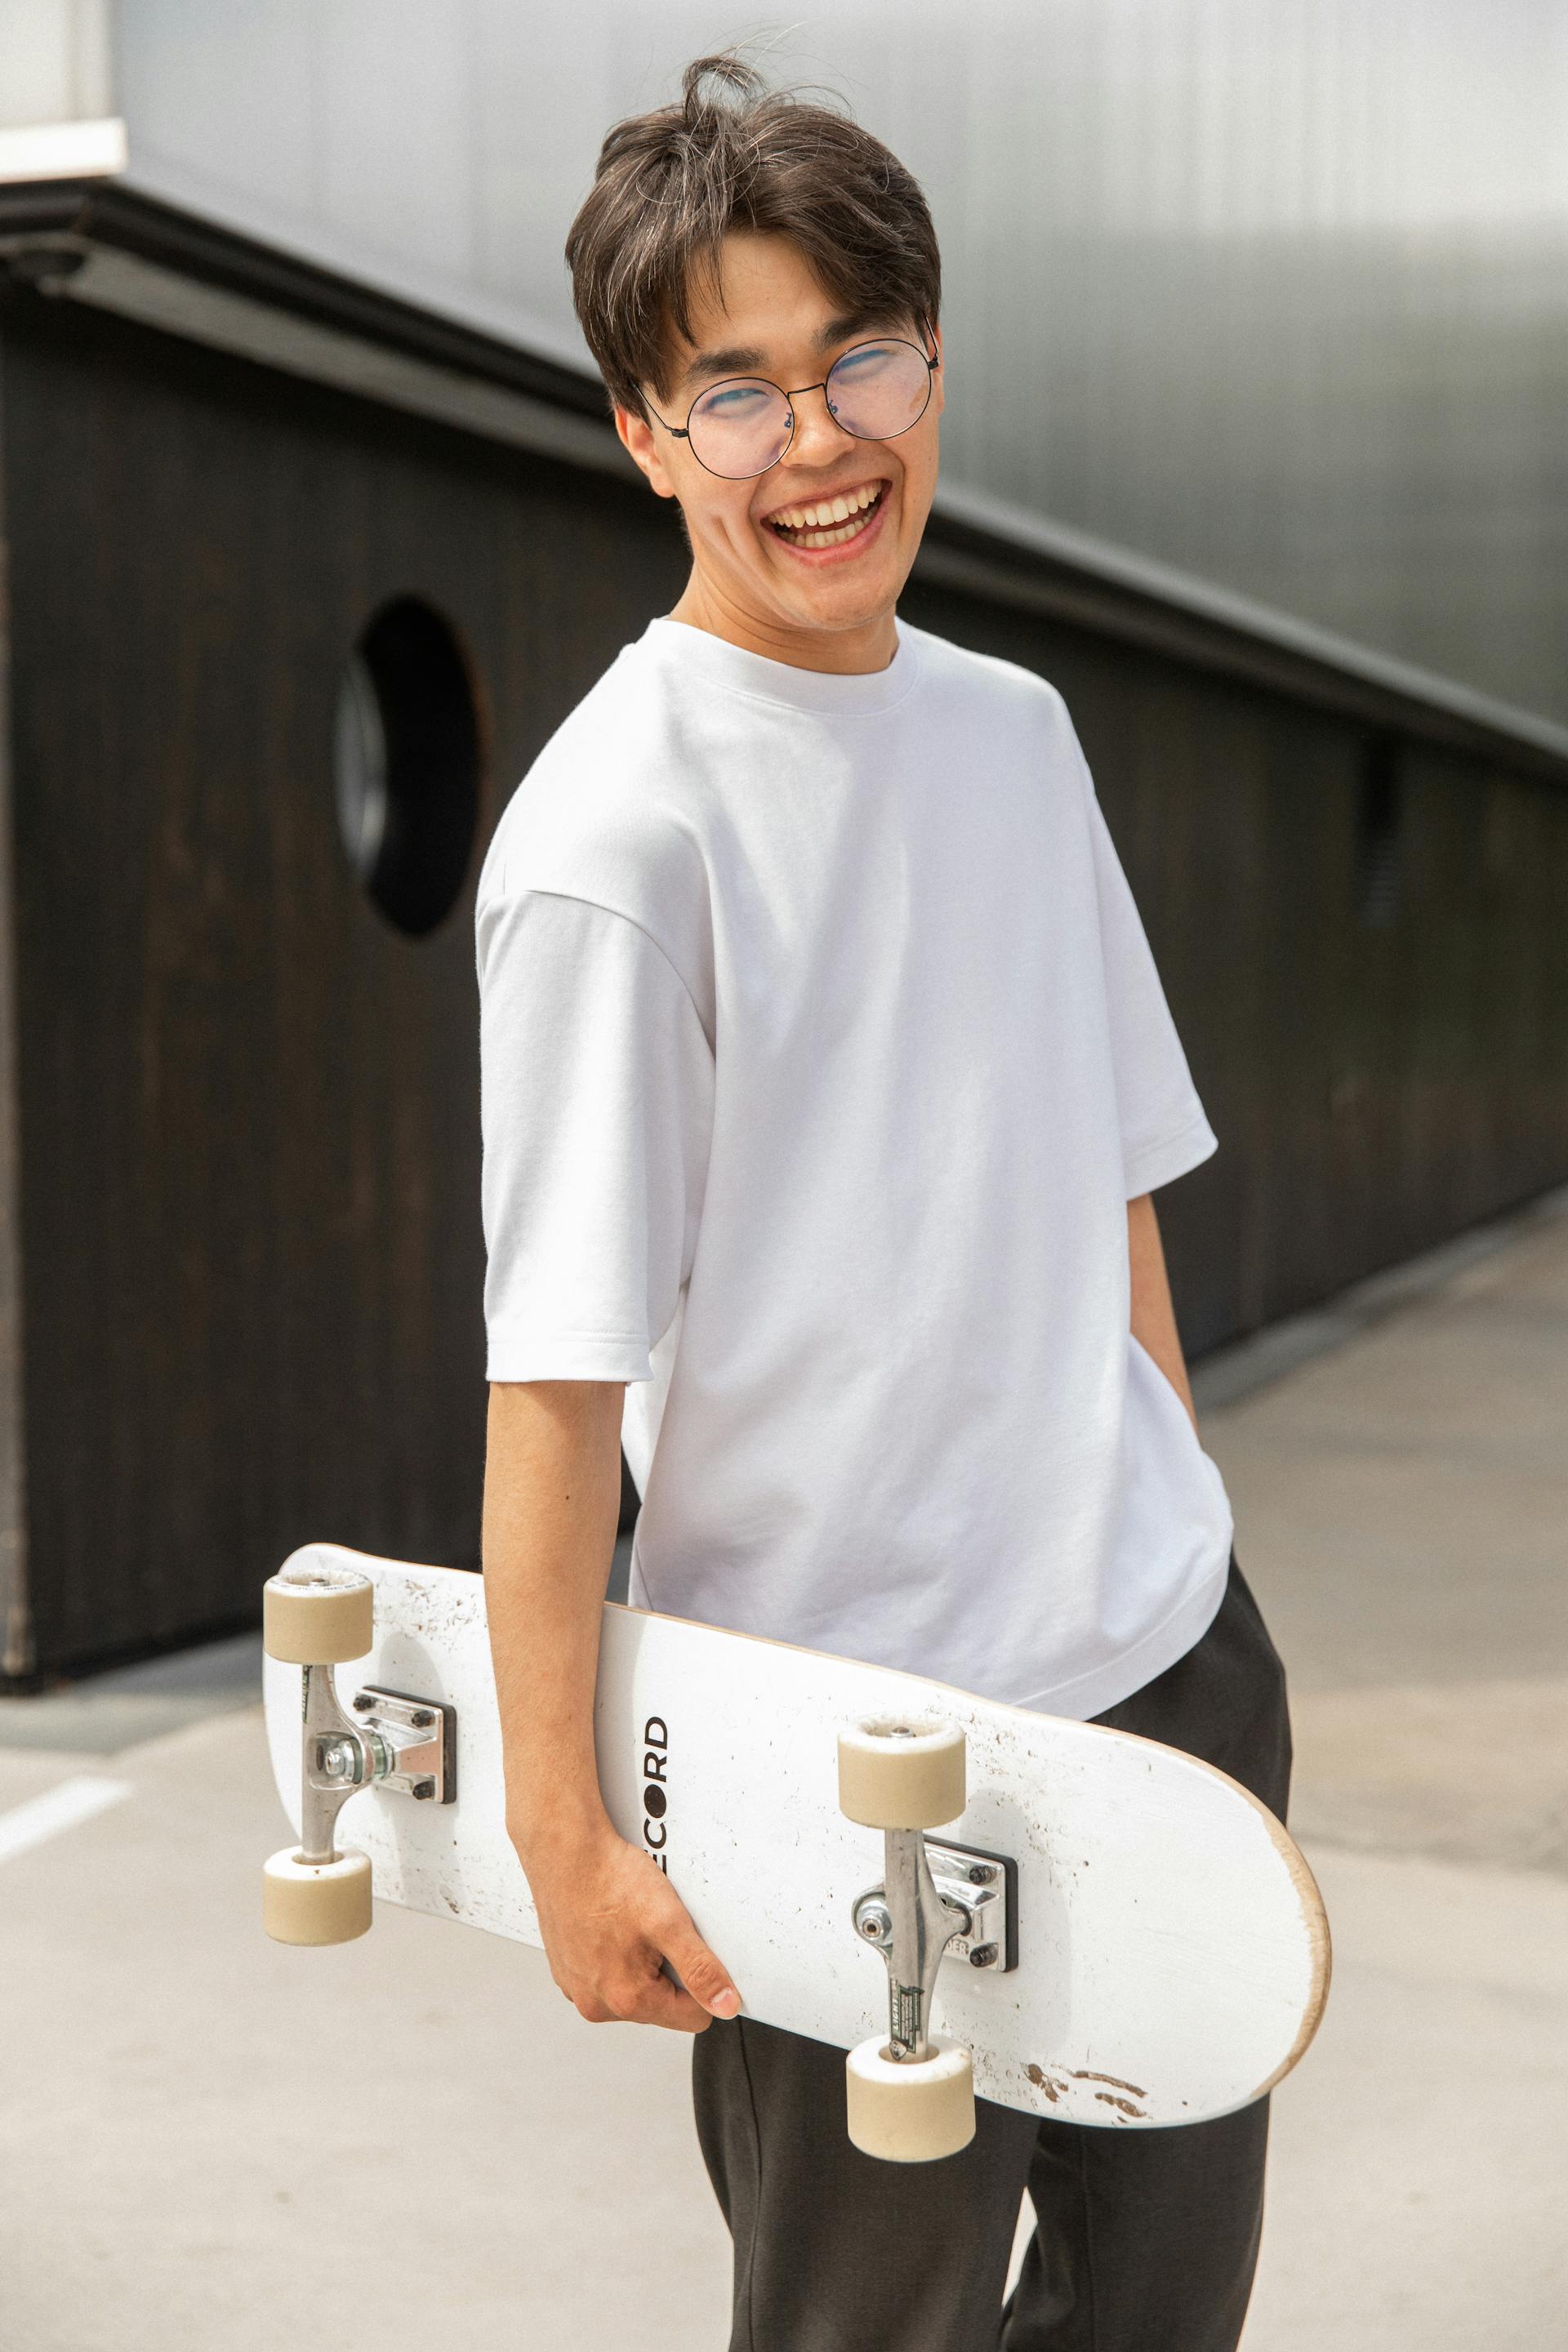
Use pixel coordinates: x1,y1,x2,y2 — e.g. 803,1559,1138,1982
929,322,946,420
614,402,679,501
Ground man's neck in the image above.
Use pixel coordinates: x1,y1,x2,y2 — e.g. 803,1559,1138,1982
666,572,898,675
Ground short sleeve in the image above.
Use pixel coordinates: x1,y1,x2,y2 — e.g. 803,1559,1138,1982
1084,784,1218,1197
477,886,714,1382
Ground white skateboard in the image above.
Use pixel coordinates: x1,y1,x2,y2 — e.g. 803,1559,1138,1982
261,1544,1330,2163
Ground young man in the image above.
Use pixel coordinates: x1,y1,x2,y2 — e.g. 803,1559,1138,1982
477,52,1291,2352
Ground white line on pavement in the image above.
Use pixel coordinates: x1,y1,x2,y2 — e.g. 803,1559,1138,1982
0,1775,133,1865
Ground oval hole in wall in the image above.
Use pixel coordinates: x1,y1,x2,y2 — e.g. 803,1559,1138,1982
334,596,482,937
1355,734,1404,931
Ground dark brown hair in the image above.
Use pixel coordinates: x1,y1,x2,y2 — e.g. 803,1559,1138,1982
565,52,941,417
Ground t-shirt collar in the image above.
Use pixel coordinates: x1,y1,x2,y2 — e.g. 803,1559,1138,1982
641,615,921,717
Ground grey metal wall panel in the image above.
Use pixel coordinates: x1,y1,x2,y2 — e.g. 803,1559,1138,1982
104,1,1568,724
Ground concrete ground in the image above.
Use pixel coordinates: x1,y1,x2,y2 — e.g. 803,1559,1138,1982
1194,1184,1568,2347
1,1186,1564,2350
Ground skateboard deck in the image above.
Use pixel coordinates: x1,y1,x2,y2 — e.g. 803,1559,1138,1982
263,1542,1330,2132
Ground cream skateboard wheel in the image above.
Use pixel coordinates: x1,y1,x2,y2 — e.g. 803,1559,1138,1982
838,1715,965,1829
263,1562,373,1665
846,2034,975,2161
263,1846,372,1944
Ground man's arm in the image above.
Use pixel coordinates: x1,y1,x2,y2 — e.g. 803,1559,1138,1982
482,1378,741,2031
1127,1192,1198,1433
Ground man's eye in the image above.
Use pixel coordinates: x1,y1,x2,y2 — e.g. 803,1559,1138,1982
699,385,773,417
833,344,898,381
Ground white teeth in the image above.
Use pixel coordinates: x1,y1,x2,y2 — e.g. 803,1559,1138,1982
768,483,884,543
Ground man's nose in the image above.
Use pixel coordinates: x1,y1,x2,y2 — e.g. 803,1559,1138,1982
786,383,858,469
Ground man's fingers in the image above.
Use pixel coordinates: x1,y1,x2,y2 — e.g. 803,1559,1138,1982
573,1993,617,2025
659,1914,742,2020
626,1967,715,2034
559,1955,719,2034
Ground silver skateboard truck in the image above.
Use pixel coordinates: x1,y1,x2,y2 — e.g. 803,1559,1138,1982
261,1562,453,1944
853,1834,1015,2051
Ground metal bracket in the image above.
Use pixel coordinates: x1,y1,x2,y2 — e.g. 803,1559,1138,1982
924,1838,1018,1973
295,1669,455,1867
853,1837,1017,1980
348,1686,457,1806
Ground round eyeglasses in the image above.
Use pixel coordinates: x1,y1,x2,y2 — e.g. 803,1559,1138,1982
647,336,938,482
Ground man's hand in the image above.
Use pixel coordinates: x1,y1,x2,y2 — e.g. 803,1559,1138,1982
521,1817,742,2033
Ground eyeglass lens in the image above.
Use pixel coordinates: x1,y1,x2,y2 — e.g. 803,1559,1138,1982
686,340,932,479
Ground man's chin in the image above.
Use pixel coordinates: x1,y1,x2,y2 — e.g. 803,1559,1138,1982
768,555,905,633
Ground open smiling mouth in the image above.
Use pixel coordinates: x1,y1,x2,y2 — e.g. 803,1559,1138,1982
764,481,888,551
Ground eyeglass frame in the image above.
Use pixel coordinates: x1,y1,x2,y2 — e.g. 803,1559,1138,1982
644,332,941,481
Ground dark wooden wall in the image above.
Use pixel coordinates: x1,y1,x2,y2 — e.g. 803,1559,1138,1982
898,584,1568,1355
2,296,1566,1677
2,298,685,1678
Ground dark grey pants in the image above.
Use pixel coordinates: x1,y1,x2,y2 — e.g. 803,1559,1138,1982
692,1557,1293,2352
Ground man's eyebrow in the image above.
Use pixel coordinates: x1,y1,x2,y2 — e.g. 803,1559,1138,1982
816,308,908,350
679,343,768,390
676,311,915,394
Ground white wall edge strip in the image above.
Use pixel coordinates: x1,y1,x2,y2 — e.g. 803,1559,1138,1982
0,1773,132,1865
0,118,127,186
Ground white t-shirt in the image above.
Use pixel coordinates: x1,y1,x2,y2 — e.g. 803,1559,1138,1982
476,615,1233,1718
